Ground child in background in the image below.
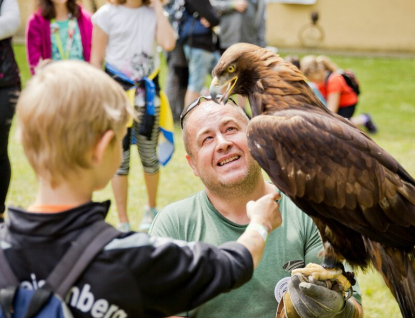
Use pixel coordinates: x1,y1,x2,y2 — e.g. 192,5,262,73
1,60,282,317
285,54,327,106
90,0,176,232
26,0,92,75
315,55,378,133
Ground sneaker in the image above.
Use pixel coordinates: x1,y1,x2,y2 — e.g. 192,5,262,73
363,114,378,134
138,206,158,232
117,222,131,233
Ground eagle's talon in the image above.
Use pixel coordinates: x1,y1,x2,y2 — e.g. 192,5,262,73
292,263,354,292
345,287,353,300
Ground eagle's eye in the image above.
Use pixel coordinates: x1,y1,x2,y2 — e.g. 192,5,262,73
227,65,236,73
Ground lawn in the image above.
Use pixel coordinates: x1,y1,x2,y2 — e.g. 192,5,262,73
8,45,415,317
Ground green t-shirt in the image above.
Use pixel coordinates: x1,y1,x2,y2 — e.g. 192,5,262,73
150,189,362,317
50,19,84,61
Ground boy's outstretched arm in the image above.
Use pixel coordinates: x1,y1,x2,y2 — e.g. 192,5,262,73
238,192,282,269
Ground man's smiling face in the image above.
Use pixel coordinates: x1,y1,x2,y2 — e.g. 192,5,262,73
185,101,261,192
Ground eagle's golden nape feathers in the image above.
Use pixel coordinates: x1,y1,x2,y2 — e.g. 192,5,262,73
210,43,330,117
211,43,415,317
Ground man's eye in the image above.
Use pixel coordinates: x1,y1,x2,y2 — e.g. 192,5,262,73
202,136,213,144
227,127,236,132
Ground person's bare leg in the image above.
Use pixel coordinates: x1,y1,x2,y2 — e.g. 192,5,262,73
138,171,160,232
350,114,366,126
350,114,377,133
112,174,129,223
144,171,159,209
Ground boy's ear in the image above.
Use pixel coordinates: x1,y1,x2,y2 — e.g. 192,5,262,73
93,130,115,164
186,154,199,177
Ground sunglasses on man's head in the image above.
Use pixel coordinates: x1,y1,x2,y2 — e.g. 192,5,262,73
180,95,238,129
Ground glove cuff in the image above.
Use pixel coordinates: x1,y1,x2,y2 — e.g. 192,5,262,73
276,292,301,318
278,292,359,318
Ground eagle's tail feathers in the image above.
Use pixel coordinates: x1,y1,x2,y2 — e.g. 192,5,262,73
365,238,415,318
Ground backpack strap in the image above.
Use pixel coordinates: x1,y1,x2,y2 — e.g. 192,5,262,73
324,70,333,92
25,221,120,318
0,245,19,288
0,224,19,318
48,221,119,297
0,287,16,318
0,221,119,318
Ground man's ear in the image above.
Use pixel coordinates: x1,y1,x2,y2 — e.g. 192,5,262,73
93,130,115,165
186,154,199,177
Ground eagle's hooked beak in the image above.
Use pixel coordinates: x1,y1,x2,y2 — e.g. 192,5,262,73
209,76,238,105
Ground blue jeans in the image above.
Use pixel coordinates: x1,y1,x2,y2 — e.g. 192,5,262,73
183,45,215,93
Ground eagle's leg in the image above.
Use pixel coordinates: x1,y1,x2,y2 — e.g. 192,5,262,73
321,256,356,288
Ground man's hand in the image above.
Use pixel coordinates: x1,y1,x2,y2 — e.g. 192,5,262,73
233,0,248,13
200,17,211,28
285,274,357,318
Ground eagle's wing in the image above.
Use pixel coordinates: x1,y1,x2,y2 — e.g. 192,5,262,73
247,108,415,250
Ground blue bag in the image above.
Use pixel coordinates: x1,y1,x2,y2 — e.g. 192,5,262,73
178,10,210,44
0,222,119,318
164,0,210,44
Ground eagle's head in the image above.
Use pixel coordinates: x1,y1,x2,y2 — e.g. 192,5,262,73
210,43,263,102
210,43,313,117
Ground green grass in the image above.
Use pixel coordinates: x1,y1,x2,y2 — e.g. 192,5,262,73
8,45,415,317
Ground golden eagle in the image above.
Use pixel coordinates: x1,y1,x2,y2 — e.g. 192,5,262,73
210,43,415,317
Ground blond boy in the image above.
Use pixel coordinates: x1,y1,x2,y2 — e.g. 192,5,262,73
1,60,283,317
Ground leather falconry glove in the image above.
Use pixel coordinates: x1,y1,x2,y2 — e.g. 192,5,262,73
277,274,359,318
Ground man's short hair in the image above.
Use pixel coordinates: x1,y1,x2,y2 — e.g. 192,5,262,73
16,60,131,186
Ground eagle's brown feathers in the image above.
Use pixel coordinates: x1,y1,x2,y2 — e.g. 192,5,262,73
210,43,415,317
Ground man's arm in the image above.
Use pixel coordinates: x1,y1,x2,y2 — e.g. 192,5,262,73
210,0,248,15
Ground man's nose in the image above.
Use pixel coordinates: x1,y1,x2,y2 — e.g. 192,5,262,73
216,134,232,151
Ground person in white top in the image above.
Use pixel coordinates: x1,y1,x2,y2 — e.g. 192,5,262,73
90,0,175,232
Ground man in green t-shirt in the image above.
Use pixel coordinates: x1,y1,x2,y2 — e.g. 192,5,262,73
150,97,363,318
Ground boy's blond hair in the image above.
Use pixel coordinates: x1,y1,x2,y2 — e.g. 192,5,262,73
16,60,131,186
